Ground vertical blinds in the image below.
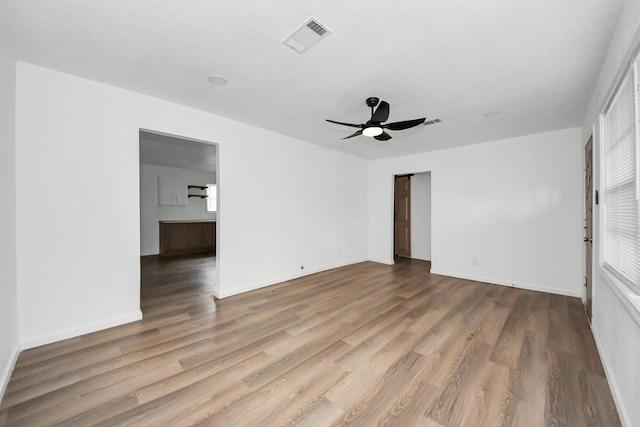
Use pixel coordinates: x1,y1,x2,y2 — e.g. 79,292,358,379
602,61,640,294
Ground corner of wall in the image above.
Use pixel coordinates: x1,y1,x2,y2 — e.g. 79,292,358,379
0,24,19,406
0,344,20,403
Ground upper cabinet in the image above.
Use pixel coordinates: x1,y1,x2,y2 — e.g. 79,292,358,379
158,175,187,206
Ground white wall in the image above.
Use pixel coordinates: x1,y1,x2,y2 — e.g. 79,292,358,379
140,163,216,256
581,1,640,425
369,127,584,297
410,172,431,261
0,28,19,402
15,62,368,348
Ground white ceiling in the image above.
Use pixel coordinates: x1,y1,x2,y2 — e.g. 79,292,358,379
139,131,216,172
0,1,623,159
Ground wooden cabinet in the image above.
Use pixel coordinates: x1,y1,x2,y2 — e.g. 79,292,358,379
158,176,187,206
159,220,216,256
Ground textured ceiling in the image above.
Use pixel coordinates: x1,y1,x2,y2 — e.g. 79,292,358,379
0,0,623,159
140,131,217,173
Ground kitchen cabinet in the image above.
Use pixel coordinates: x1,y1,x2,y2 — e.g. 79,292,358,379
159,220,216,256
158,176,187,206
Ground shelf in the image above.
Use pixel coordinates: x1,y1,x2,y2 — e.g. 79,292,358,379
188,185,208,199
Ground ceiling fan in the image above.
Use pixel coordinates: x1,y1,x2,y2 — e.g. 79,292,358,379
326,97,439,141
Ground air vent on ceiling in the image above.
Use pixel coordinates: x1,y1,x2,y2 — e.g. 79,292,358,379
283,18,331,54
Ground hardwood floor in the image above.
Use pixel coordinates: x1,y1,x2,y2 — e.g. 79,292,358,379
0,255,620,426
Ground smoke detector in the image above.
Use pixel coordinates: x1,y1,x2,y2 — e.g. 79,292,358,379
283,18,331,53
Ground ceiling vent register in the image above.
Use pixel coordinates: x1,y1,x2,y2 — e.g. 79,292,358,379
283,18,331,53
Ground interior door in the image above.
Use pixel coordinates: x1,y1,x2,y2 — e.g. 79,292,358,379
394,175,411,258
585,136,593,321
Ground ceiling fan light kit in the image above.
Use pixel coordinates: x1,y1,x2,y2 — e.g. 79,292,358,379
326,97,438,141
362,126,383,137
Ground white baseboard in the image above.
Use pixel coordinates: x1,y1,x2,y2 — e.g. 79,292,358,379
592,327,630,427
214,258,368,299
0,343,20,404
429,268,582,298
20,310,143,350
213,261,580,300
368,257,394,265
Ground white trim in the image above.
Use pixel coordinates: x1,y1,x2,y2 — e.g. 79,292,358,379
429,269,582,298
368,257,395,266
214,258,368,299
597,267,640,326
19,310,143,350
0,344,20,404
592,326,631,427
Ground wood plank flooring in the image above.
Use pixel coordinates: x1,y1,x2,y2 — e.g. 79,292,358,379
0,255,620,426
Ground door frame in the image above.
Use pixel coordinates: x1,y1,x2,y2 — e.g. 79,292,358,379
390,171,432,264
394,174,413,258
585,135,593,321
138,129,220,301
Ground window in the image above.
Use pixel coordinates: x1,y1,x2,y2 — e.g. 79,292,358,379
206,183,217,212
601,57,640,294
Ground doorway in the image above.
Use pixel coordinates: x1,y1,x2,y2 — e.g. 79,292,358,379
394,175,412,258
394,172,431,262
138,130,219,307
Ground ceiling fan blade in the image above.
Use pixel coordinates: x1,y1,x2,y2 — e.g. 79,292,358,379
343,129,363,139
371,101,390,122
374,131,392,141
326,119,362,129
383,118,426,131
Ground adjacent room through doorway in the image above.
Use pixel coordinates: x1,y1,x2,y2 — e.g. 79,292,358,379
138,130,218,308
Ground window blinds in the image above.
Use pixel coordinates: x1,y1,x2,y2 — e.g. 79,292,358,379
602,63,640,294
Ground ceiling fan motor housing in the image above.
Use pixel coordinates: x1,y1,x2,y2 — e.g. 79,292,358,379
366,97,380,108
